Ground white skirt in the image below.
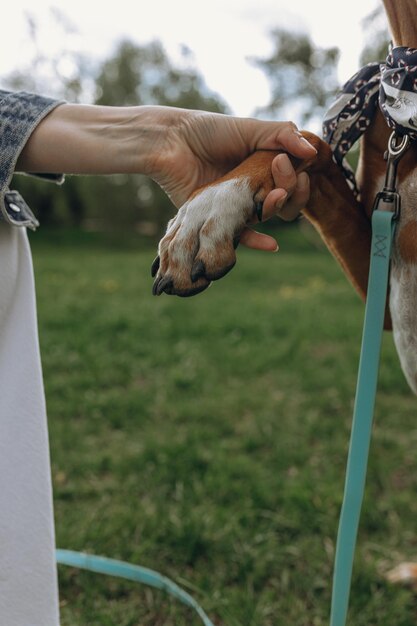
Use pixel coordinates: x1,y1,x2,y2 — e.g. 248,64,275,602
0,224,60,625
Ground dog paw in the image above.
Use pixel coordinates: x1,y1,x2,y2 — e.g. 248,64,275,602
152,173,271,297
150,135,325,298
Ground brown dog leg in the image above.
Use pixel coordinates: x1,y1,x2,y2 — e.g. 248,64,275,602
295,132,392,329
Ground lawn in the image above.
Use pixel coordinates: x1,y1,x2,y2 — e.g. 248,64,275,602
31,223,417,626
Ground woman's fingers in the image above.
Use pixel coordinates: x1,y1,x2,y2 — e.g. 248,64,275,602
262,153,310,221
275,124,317,158
277,171,310,221
262,188,289,220
239,228,279,251
250,119,317,158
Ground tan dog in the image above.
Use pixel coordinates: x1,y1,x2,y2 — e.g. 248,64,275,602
153,0,417,586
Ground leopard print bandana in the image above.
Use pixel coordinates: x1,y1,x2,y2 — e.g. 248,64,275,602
322,46,417,197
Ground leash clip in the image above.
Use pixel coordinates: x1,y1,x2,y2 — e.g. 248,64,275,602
373,132,411,219
371,190,401,220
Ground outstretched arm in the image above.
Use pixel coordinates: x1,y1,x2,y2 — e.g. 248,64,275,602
16,103,315,250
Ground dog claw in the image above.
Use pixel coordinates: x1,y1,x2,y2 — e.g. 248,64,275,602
191,259,206,283
159,276,174,294
151,256,160,277
152,276,162,296
153,276,173,296
206,260,236,281
255,201,263,222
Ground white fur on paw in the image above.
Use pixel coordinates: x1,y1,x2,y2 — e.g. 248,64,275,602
152,177,255,296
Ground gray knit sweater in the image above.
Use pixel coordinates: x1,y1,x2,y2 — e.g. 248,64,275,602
0,90,64,230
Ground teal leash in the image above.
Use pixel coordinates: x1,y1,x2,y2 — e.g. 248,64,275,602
329,209,395,626
329,132,410,626
56,549,215,626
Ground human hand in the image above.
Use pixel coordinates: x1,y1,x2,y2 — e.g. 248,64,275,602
145,107,315,250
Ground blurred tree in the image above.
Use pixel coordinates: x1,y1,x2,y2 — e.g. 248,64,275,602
95,39,227,112
250,29,339,127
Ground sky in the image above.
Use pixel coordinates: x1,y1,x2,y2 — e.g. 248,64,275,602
3,0,385,122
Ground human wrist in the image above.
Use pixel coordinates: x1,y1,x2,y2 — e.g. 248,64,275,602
126,105,180,177
16,103,176,177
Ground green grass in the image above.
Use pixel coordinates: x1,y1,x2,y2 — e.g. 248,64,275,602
31,224,417,626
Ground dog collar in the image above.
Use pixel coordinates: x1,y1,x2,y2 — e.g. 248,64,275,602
322,45,417,197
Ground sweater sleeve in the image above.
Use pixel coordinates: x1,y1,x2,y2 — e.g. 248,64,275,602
0,90,65,230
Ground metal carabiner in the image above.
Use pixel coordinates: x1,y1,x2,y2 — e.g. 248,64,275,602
388,131,411,158
372,131,411,219
383,131,411,193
